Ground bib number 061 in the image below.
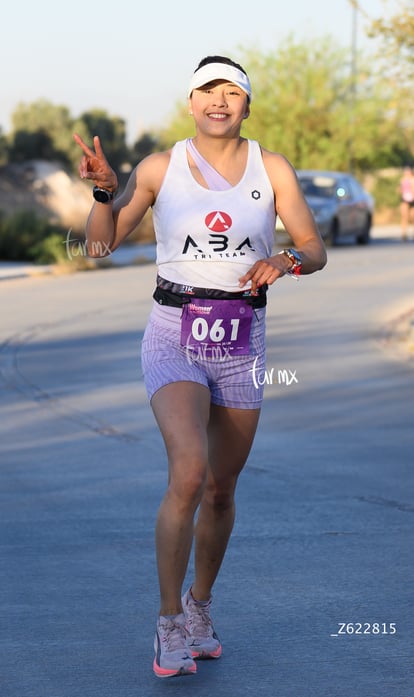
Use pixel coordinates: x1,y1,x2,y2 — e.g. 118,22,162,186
191,317,240,343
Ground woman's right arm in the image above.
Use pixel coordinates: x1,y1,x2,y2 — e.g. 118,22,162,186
73,134,167,257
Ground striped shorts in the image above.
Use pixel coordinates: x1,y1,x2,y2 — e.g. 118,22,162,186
141,301,266,409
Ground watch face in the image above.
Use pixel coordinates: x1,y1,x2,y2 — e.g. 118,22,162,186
93,187,112,203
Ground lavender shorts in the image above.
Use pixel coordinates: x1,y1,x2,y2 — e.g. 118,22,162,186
141,301,266,409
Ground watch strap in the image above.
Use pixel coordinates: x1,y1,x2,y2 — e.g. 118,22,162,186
283,248,302,275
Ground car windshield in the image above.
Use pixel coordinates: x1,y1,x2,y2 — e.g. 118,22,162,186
299,176,338,198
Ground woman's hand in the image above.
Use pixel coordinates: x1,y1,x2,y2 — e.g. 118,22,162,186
239,254,292,293
73,134,118,192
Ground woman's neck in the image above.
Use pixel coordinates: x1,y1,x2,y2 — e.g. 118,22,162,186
188,136,248,188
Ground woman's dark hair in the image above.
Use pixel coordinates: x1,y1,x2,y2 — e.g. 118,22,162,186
194,55,248,76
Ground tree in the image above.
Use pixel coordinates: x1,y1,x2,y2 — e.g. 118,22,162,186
9,129,61,163
7,100,130,173
131,133,160,163
0,127,7,165
9,99,75,165
368,0,414,159
160,36,414,171
242,37,414,171
368,0,414,77
241,39,354,169
77,109,129,171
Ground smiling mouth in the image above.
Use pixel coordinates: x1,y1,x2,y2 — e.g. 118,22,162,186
208,113,228,120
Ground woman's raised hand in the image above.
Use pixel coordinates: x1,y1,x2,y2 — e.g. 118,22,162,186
73,134,118,192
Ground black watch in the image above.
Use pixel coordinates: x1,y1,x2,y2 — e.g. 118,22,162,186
283,248,302,276
93,186,115,204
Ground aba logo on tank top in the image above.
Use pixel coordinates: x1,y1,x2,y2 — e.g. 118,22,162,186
205,211,232,233
181,210,254,257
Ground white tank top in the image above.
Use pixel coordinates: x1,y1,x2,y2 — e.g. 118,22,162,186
152,139,276,292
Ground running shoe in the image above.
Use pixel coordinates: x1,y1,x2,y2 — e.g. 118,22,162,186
182,588,222,659
153,613,197,679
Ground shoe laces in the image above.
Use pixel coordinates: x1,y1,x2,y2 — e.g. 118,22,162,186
160,618,189,652
188,598,213,636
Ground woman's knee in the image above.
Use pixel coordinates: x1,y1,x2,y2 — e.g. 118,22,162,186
202,478,237,512
168,461,207,508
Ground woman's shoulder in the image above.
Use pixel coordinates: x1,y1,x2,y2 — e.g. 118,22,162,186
134,141,188,195
134,148,173,188
140,148,172,169
257,144,291,165
257,145,296,180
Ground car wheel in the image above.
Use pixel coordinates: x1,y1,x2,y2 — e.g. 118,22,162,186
326,219,339,247
356,216,371,245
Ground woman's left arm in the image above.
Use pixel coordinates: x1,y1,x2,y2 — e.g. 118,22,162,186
239,151,327,292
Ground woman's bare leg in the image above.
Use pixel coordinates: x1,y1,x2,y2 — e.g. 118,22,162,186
150,381,211,616
191,404,261,601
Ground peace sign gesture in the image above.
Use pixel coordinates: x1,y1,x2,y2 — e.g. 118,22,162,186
73,134,118,193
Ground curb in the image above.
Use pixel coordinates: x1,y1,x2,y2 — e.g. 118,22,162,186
0,244,157,281
0,264,54,281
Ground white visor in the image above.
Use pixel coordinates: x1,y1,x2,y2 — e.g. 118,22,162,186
188,63,252,101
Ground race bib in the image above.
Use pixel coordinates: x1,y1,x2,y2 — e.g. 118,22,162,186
181,298,253,357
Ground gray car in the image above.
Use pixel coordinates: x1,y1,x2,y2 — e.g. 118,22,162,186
295,170,374,246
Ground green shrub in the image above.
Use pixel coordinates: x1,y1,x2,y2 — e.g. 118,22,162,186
29,233,68,264
0,210,67,262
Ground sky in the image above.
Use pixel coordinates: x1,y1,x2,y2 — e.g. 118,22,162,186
1,0,397,144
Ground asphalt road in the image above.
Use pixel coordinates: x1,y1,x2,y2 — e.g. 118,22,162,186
1,234,413,697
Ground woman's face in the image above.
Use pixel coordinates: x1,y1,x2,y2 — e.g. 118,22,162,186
189,79,250,136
